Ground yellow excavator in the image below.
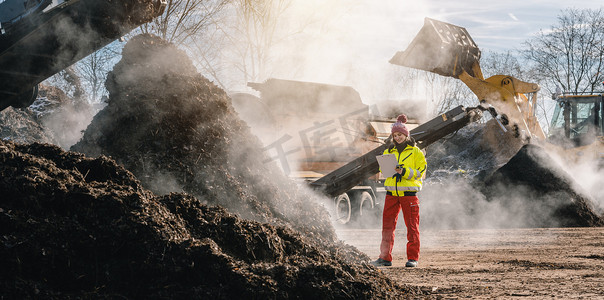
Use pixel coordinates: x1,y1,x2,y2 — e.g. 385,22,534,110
389,17,603,166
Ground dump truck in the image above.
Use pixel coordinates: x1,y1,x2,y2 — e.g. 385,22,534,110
390,17,603,166
0,0,167,110
231,78,500,225
231,78,394,224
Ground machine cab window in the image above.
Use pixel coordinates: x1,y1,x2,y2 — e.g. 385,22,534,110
548,93,603,146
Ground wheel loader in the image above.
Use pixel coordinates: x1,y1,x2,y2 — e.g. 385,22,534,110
389,17,603,166
0,0,167,111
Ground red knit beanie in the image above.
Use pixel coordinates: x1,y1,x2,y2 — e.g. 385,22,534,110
391,114,409,137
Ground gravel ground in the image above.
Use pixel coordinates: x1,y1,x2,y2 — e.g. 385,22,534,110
338,227,604,299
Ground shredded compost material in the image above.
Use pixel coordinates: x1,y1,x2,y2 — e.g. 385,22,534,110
481,143,604,227
0,139,416,298
0,84,92,147
423,121,603,229
425,120,524,180
0,107,53,144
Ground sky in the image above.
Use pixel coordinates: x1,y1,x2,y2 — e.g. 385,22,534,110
402,0,603,51
256,0,604,102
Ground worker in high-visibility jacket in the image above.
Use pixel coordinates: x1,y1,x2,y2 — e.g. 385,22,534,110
371,114,426,268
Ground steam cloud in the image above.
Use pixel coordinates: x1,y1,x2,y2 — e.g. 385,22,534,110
71,34,339,241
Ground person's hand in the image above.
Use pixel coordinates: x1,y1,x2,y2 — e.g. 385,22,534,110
395,165,402,174
395,165,406,176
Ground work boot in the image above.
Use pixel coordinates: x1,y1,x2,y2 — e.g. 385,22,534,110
370,258,392,267
405,260,418,267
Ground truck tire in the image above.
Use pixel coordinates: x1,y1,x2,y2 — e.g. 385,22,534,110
357,191,375,218
349,191,376,226
334,193,351,224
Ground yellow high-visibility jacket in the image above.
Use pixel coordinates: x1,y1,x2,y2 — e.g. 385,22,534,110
382,144,427,196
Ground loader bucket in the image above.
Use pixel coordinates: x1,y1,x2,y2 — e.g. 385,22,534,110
390,17,481,78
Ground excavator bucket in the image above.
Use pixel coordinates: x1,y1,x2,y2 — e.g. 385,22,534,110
390,17,481,78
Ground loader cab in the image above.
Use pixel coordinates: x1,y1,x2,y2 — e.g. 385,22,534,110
548,93,603,147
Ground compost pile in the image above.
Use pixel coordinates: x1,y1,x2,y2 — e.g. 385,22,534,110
0,140,418,298
422,121,603,228
480,143,604,227
71,34,333,241
0,85,68,145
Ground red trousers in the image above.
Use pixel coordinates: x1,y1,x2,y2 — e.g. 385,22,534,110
379,194,420,262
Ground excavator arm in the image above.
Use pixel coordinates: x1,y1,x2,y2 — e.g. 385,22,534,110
458,71,545,139
390,17,545,140
0,0,166,110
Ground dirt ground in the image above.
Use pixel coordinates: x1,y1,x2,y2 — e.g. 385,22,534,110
337,227,604,299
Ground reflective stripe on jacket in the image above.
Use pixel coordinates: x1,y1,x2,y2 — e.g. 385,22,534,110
382,144,427,196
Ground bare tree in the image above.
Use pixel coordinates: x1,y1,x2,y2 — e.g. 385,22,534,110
427,73,475,115
522,8,604,94
387,68,474,117
230,0,292,83
191,0,350,92
45,66,86,103
73,43,121,103
134,0,275,90
480,50,525,79
49,1,233,101
188,0,295,89
140,0,231,45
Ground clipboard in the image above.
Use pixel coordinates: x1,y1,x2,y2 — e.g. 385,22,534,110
376,154,398,177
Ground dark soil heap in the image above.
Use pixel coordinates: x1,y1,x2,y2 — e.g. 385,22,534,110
481,144,604,227
0,140,416,298
423,122,603,228
71,34,334,241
